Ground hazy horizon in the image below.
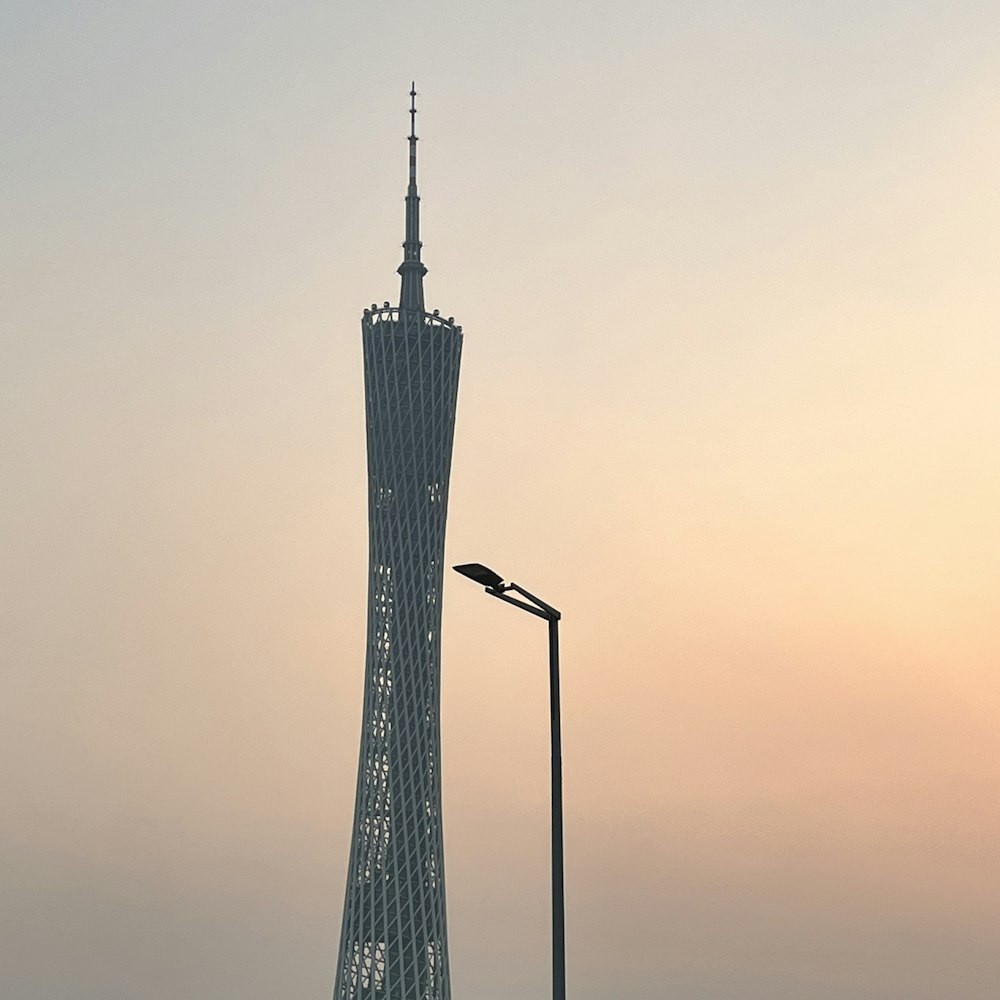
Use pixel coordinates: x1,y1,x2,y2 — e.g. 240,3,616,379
3,3,999,998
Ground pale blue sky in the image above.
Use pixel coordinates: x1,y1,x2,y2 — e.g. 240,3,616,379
3,3,999,998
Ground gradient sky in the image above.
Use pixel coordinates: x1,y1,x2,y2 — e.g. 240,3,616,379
3,3,999,998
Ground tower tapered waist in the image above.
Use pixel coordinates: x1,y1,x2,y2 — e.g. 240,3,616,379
334,90,463,1000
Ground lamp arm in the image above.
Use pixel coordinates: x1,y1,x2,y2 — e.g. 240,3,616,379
486,588,550,620
506,582,561,621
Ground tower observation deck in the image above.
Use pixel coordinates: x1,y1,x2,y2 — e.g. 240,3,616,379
333,86,462,1000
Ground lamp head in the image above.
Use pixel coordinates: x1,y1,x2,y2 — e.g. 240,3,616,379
452,563,505,590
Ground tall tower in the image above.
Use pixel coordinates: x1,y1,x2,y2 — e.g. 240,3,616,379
334,87,462,1000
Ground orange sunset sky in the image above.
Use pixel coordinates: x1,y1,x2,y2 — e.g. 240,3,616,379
3,3,999,998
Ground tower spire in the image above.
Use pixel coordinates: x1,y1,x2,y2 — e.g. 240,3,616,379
398,82,427,311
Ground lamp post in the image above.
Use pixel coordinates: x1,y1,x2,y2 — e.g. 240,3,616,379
452,562,565,1000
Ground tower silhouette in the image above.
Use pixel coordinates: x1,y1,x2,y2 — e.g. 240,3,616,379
333,86,462,1000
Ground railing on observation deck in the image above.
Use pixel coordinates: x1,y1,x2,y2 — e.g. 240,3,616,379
362,304,462,333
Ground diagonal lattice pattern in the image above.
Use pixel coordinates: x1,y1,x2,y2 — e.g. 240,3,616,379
334,305,462,1000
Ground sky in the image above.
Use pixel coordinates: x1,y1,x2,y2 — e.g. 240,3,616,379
2,2,999,998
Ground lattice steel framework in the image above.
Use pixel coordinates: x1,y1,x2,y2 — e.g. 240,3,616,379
333,87,462,1000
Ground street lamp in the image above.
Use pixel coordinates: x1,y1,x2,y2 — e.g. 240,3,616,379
452,562,565,1000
